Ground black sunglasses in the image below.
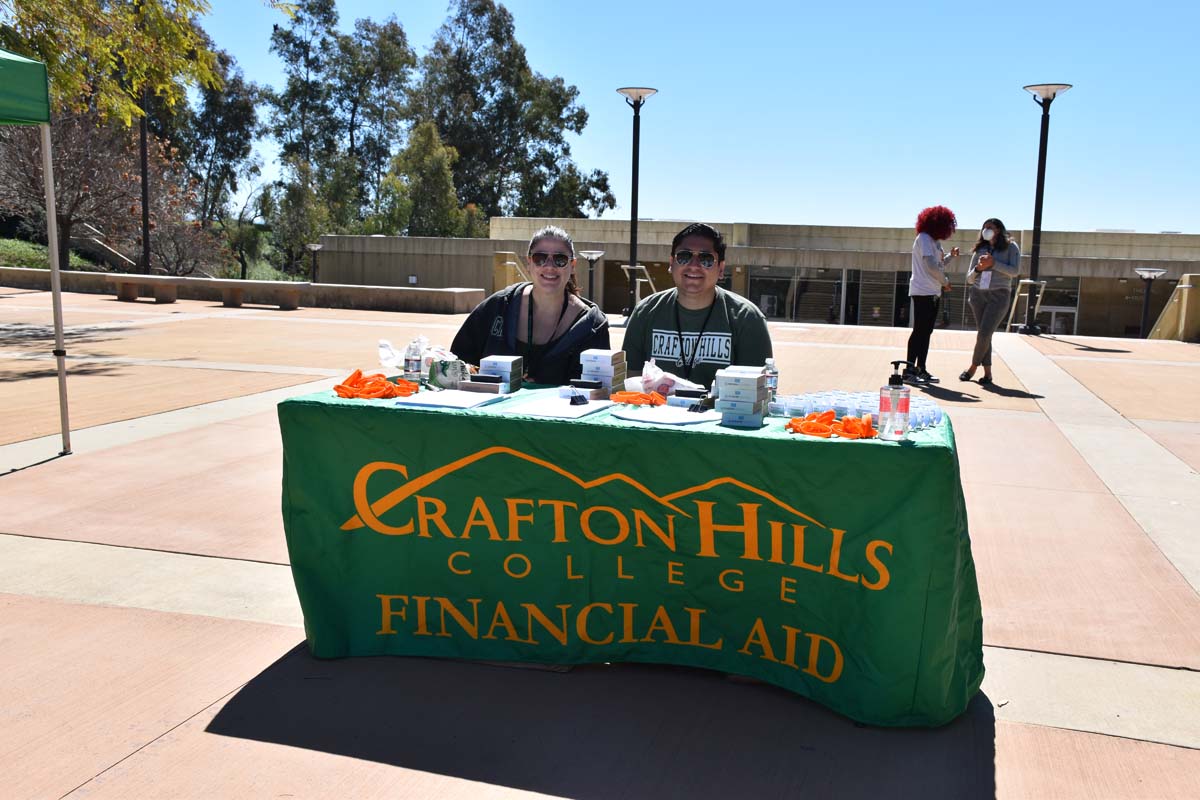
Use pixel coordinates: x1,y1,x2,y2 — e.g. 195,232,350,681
673,249,717,269
530,251,571,268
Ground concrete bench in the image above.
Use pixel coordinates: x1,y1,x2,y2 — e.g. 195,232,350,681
105,274,185,304
196,278,309,311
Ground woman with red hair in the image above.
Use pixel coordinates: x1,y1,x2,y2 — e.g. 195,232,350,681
905,205,960,383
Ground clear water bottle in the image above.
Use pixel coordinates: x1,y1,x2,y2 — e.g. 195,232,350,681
764,358,779,402
403,340,423,383
878,360,911,441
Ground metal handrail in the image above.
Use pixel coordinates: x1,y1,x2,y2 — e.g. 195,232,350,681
1006,279,1048,331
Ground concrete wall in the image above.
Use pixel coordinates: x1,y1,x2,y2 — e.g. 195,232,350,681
318,235,529,291
0,267,483,314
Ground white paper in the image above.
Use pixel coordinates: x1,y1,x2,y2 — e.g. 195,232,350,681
393,389,511,410
507,395,614,419
610,405,723,426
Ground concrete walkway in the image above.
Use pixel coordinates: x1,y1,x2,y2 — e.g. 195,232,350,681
1,288,1197,798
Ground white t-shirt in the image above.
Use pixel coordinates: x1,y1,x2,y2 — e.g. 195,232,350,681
910,232,946,296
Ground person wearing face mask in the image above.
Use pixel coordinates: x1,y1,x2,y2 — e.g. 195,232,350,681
904,205,960,384
622,222,772,389
451,225,610,384
959,218,1021,385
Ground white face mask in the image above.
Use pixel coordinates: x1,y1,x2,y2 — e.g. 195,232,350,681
981,228,995,242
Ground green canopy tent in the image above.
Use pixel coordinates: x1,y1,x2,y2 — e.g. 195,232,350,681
0,46,71,455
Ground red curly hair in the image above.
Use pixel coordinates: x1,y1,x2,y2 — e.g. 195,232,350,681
915,205,957,241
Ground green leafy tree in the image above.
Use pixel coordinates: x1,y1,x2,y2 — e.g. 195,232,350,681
269,0,339,169
411,0,614,218
0,0,219,124
0,109,143,270
388,121,461,238
185,46,265,227
270,156,329,273
222,183,272,279
332,16,415,218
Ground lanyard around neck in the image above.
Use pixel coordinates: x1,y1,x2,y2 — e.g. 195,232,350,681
673,291,718,380
526,287,571,368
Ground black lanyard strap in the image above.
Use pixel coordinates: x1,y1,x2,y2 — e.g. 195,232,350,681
673,292,718,380
526,287,571,373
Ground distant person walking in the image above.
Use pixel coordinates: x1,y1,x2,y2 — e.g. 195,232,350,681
905,205,959,383
960,218,1021,385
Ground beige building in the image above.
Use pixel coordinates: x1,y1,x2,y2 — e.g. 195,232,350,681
319,218,1200,338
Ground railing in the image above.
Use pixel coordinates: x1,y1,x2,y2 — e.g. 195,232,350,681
1006,279,1048,332
1149,274,1198,341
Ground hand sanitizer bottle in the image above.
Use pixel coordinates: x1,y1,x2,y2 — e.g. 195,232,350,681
879,360,911,442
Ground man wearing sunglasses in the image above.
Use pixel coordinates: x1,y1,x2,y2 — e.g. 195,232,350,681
622,223,772,389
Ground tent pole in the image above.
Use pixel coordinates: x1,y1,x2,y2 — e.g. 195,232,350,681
41,122,71,455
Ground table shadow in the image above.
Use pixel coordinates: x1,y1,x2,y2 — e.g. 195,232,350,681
207,646,996,799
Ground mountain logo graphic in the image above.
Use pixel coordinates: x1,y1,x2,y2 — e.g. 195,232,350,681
341,445,827,536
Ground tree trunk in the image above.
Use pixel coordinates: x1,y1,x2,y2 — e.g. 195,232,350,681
57,219,72,274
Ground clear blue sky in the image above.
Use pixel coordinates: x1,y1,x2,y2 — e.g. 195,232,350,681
203,0,1200,234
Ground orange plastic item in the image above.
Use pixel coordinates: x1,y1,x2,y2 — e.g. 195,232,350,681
610,391,667,406
788,407,877,440
334,370,419,399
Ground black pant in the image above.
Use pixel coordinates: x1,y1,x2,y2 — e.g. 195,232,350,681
906,295,939,372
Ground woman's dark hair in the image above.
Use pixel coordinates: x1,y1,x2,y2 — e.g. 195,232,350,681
671,222,727,262
972,217,1010,253
915,205,957,242
527,224,580,296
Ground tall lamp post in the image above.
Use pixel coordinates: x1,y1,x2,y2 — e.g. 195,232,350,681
306,242,323,283
578,249,605,303
1135,267,1167,338
617,87,657,316
1020,83,1072,334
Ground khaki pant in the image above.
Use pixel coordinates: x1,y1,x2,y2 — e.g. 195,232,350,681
967,287,1011,367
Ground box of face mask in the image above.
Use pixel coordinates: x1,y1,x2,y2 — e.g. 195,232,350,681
480,355,524,375
579,361,625,378
720,411,766,428
461,379,511,394
715,398,768,415
713,366,767,387
710,383,768,402
579,349,625,365
583,372,626,390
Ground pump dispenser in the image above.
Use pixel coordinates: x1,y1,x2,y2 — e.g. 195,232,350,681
879,360,911,441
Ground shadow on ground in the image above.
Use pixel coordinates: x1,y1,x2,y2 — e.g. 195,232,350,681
0,321,134,349
911,383,983,403
0,363,122,382
1041,335,1132,354
208,646,996,799
979,383,1044,400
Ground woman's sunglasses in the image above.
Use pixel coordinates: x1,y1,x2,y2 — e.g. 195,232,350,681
530,251,571,268
673,249,717,269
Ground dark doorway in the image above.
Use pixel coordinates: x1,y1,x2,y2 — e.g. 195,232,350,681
893,271,910,327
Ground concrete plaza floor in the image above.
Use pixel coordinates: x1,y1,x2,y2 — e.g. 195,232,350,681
1,285,1198,799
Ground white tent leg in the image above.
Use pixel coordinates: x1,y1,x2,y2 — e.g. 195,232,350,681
41,122,71,455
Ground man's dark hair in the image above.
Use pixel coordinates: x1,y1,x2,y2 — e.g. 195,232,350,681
671,222,726,262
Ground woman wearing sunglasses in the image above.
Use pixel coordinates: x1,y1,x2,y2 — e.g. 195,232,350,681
959,218,1021,386
451,225,610,384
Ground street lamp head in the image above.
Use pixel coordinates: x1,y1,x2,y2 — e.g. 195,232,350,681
306,243,323,252
1134,267,1167,281
1024,83,1072,103
578,250,605,261
617,87,657,106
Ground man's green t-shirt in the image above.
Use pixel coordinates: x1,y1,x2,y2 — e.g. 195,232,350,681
621,287,773,388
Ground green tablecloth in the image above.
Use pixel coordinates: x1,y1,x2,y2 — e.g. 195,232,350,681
278,389,983,727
